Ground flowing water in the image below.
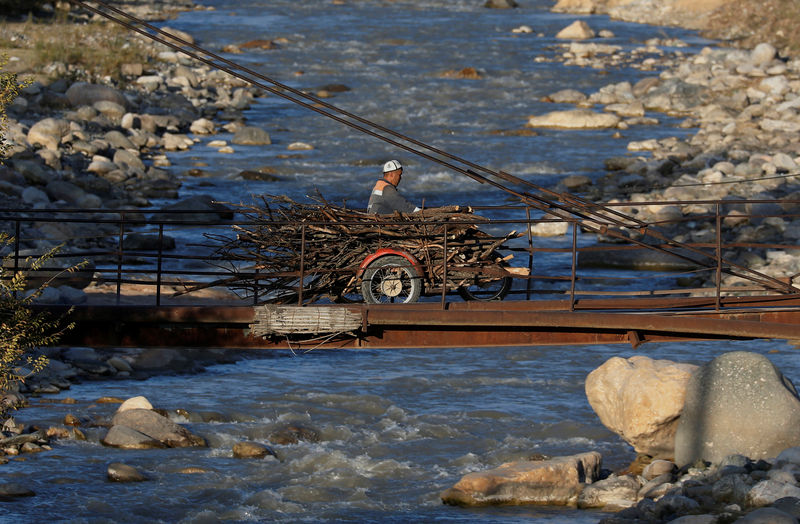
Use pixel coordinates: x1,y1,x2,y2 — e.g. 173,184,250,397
7,1,797,522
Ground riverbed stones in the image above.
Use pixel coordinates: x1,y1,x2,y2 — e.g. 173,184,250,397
675,351,800,466
440,452,602,506
586,356,697,458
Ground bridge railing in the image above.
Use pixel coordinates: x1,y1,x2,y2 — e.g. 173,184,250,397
1,199,799,309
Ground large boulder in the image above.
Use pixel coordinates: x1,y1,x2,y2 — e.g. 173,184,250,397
527,109,619,129
440,452,601,506
586,356,697,458
65,82,128,109
675,351,800,466
105,408,205,448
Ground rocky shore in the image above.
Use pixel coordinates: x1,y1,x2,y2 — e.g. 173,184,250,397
442,351,800,523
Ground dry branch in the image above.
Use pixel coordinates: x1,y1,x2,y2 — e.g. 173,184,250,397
202,195,520,303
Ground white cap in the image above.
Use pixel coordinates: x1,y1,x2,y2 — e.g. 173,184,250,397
383,160,402,173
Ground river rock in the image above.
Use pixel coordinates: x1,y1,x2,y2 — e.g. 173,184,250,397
117,396,154,413
162,132,194,151
123,233,176,251
586,356,697,458
65,82,128,109
747,480,800,508
556,20,595,40
269,424,320,444
108,409,206,448
104,130,136,150
484,0,517,7
0,483,35,499
440,452,602,506
113,149,145,173
22,186,49,205
751,43,777,67
107,357,133,373
232,441,277,459
642,459,677,480
101,425,166,449
577,474,641,509
27,118,70,151
738,507,798,524
94,100,126,120
545,89,588,104
675,351,800,466
45,180,97,208
190,118,215,135
552,0,595,14
12,159,57,185
107,462,147,482
232,125,272,145
527,109,619,129
150,195,234,223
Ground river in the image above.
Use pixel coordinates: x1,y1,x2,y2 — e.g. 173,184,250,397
6,1,796,522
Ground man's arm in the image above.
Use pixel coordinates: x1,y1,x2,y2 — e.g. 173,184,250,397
382,185,420,213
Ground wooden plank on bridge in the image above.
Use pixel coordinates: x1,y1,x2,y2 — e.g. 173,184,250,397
251,305,361,336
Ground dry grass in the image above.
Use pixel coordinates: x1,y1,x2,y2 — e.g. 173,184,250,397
0,14,154,81
707,0,800,53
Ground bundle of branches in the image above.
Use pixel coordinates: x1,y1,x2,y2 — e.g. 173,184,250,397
204,194,521,303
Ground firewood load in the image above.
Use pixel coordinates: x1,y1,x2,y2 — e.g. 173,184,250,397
204,195,523,304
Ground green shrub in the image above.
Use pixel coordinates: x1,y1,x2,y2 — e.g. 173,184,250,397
0,55,29,162
0,236,69,404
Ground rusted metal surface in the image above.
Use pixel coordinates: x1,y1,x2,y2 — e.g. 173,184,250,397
50,299,800,349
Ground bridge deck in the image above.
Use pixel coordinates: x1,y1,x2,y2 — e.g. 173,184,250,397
51,295,800,350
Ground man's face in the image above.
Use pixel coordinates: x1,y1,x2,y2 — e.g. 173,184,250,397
386,169,402,186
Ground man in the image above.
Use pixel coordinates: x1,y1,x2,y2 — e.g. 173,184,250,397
367,160,421,214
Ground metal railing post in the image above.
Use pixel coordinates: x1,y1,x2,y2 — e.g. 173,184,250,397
441,224,448,309
156,223,163,306
569,222,578,311
715,202,722,310
526,207,533,301
298,224,306,306
12,220,20,299
117,212,124,305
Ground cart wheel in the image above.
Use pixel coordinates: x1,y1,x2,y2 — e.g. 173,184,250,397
458,276,511,301
361,255,422,304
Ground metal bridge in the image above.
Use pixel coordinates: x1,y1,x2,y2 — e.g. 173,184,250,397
8,1,800,349
5,202,800,350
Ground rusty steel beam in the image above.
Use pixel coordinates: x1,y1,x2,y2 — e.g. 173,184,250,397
47,299,800,350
